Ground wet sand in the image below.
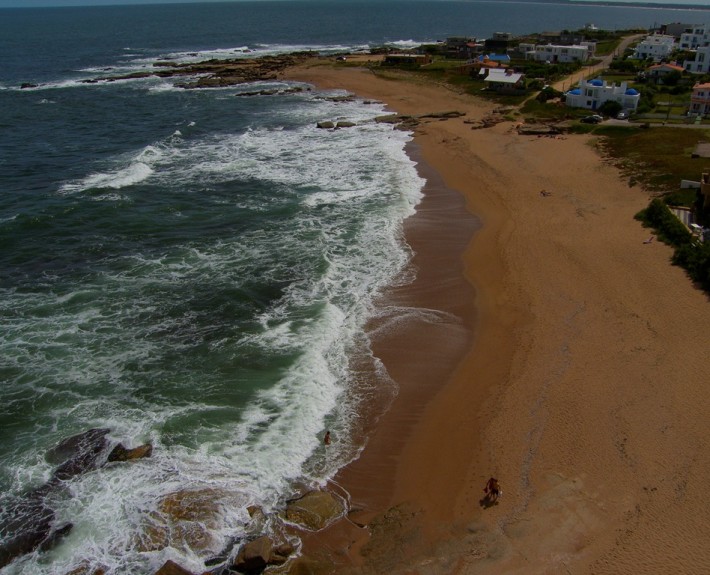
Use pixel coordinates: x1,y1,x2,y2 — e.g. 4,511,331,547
281,60,710,574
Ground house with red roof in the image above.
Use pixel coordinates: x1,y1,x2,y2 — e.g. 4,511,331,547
689,82,710,116
647,62,685,85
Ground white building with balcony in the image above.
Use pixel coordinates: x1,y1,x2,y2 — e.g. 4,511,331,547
679,24,710,50
531,44,590,63
684,45,710,74
565,78,640,112
633,34,677,62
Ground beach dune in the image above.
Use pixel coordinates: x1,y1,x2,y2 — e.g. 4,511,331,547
282,61,710,574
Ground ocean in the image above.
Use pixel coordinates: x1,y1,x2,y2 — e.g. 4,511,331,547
1,1,708,573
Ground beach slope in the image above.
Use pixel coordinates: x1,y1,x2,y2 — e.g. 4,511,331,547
282,60,710,574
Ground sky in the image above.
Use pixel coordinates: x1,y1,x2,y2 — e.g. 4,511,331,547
1,0,710,7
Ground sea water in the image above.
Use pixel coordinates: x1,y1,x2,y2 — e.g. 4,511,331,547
1,1,709,573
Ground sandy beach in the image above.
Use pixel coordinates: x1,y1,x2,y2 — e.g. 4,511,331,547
280,60,710,574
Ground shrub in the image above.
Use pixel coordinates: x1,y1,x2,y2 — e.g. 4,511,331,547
673,242,710,291
636,198,710,292
636,198,692,245
599,100,622,117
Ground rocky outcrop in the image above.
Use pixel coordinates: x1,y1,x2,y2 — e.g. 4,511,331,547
107,442,153,462
232,536,296,573
62,561,107,575
283,490,345,531
0,487,56,569
47,428,111,481
418,110,466,119
83,53,314,89
316,120,357,129
135,488,238,555
154,560,195,575
233,535,273,573
235,86,306,97
1,429,152,569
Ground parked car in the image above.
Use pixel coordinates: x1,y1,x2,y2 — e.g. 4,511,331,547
581,114,603,124
616,111,629,120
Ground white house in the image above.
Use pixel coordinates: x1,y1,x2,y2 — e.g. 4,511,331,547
531,44,590,63
633,34,677,62
483,68,525,92
684,45,710,74
689,82,710,116
679,24,710,50
565,78,641,112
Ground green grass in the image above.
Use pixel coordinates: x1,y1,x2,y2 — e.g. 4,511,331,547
594,126,710,194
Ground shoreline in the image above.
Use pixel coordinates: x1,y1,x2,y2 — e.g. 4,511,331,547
281,60,710,573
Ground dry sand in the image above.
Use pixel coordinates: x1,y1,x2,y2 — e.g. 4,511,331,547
280,60,710,574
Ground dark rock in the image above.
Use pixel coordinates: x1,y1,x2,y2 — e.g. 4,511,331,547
0,492,55,568
335,121,356,128
418,110,466,119
374,114,403,124
50,429,111,481
316,121,335,129
107,442,153,462
46,428,110,465
154,559,195,575
39,522,73,552
20,83,38,89
233,535,273,573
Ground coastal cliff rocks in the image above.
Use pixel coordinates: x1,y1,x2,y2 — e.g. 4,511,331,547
283,490,345,531
81,53,313,89
0,429,152,569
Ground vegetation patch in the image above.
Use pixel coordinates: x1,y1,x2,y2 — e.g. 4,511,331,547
594,127,710,193
636,199,710,292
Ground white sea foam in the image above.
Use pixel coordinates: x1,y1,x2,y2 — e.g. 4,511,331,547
2,82,425,575
59,162,153,194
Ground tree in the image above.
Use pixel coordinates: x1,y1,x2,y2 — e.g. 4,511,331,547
599,100,623,117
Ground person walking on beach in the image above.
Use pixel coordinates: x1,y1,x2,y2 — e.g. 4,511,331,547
484,477,501,503
324,430,331,446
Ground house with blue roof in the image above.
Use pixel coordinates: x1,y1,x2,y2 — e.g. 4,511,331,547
565,78,640,112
